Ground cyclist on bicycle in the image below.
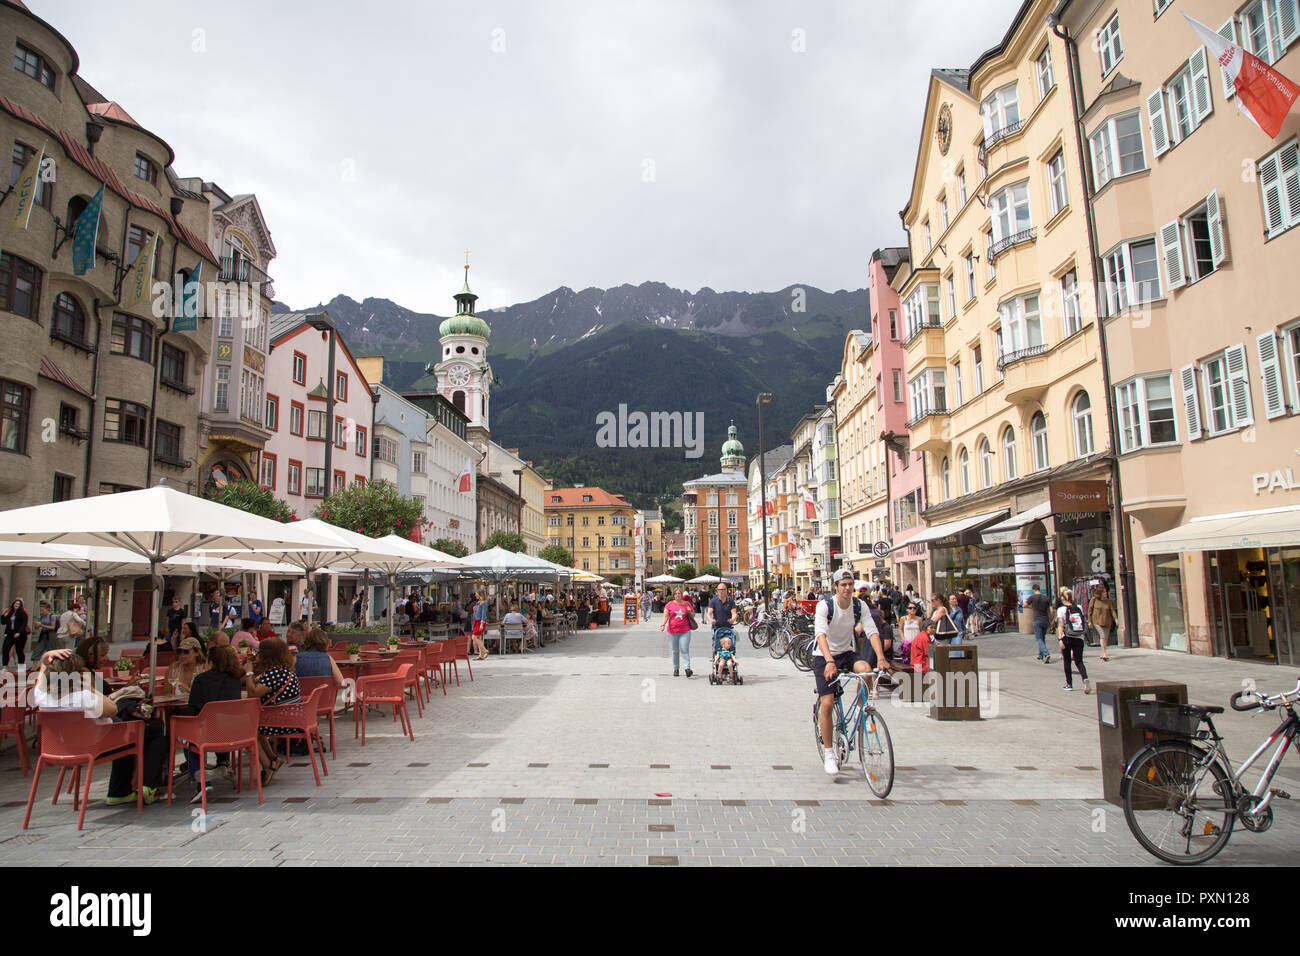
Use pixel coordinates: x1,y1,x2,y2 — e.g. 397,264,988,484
816,568,894,775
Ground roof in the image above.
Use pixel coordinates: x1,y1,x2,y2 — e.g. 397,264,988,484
544,487,634,509
71,74,107,107
683,470,748,488
86,101,138,126
39,357,92,399
931,68,971,95
269,310,331,343
164,167,205,201
969,0,1034,80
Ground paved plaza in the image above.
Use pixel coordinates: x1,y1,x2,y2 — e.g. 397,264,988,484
4,617,1300,865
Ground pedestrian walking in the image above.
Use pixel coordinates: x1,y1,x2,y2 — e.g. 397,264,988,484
1088,584,1117,661
1057,588,1090,693
55,601,85,651
660,586,695,677
930,594,961,644
470,591,490,659
1024,583,1052,663
32,600,57,662
2,598,30,665
947,594,966,645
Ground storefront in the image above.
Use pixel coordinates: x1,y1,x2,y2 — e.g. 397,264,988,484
891,538,929,592
1141,506,1300,664
909,509,1016,624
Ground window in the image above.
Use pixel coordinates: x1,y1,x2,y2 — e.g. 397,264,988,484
214,366,230,411
1102,238,1160,315
154,420,183,463
1116,374,1177,451
0,380,30,454
1030,412,1049,471
978,148,987,181
289,401,303,436
946,274,956,319
52,473,73,501
1160,191,1227,290
1258,139,1300,239
292,352,306,385
939,196,949,231
965,253,976,300
981,82,1021,144
1155,0,1174,15
1061,270,1082,337
217,297,232,339
126,226,162,281
598,515,607,526
1238,0,1300,65
51,292,87,344
307,409,326,439
1097,13,1123,76
13,41,55,90
0,252,41,319
1002,426,1018,480
903,283,941,339
334,417,346,449
888,309,898,339
958,447,970,495
110,313,152,361
924,219,932,253
728,510,737,527
1036,46,1054,100
973,346,985,393
374,437,398,465
998,293,1044,357
1148,50,1214,158
978,438,994,488
940,457,951,500
892,370,902,403
133,153,157,186
11,142,49,210
305,468,326,497
355,425,367,457
1072,392,1095,457
1089,112,1145,190
1048,151,1068,217
261,453,277,490
957,167,967,206
336,372,347,402
58,402,78,436
907,369,947,421
287,461,301,496
413,450,425,474
985,230,996,281
102,398,148,446
265,395,279,431
1195,346,1254,436
334,471,346,492
990,181,1032,244
1281,323,1300,414
952,360,963,407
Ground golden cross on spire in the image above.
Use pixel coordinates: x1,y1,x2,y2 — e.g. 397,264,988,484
464,249,470,273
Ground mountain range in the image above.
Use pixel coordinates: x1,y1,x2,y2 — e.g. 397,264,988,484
274,282,870,512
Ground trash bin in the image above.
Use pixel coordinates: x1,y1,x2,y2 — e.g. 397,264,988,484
1096,679,1187,806
929,644,980,720
576,607,590,629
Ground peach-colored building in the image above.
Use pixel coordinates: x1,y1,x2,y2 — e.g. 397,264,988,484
1058,0,1300,662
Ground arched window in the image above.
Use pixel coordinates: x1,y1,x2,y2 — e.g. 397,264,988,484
51,292,87,343
941,457,951,501
1072,391,1094,458
978,438,993,488
1002,426,1017,480
958,447,970,495
1031,412,1049,471
452,390,466,414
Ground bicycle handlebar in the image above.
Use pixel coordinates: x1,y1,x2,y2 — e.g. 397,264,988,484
1230,691,1260,712
1231,680,1300,712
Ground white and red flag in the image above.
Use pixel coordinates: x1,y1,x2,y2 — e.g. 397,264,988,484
802,488,819,520
457,457,473,493
1186,13,1299,138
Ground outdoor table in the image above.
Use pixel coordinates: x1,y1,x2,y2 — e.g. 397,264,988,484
149,694,189,732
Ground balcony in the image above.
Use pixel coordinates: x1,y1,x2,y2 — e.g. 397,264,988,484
998,344,1052,404
906,405,951,454
988,227,1036,262
903,319,942,349
219,256,274,299
984,119,1022,151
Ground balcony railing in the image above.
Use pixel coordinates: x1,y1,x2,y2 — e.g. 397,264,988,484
903,319,942,347
997,343,1049,371
58,422,89,441
988,228,1036,261
905,403,948,429
985,118,1022,149
160,375,195,396
219,256,274,298
153,451,192,469
50,326,95,354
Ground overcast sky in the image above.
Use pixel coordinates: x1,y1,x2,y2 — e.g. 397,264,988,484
43,0,1024,313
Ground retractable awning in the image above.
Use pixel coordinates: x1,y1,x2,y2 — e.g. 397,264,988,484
900,509,1008,547
1139,505,1300,554
980,501,1051,544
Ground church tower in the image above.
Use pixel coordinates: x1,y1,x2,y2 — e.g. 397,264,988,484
720,420,745,472
430,257,493,452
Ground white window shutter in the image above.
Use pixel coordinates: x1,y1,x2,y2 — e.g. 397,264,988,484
1260,154,1284,236
1160,220,1186,290
1257,331,1288,419
1218,19,1238,99
1225,343,1254,427
1284,329,1300,412
1189,47,1214,124
1147,90,1170,158
1205,189,1227,266
1180,364,1203,441
1283,142,1300,231
1280,0,1300,48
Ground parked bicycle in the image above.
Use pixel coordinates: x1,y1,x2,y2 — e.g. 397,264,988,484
1121,680,1300,864
812,671,894,797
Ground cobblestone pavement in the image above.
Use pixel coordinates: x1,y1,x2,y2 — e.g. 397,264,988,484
3,618,1299,865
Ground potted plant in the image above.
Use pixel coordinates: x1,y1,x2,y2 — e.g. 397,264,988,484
113,657,132,676
387,635,400,650
346,642,360,662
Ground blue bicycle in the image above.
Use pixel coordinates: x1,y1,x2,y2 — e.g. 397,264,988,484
812,671,895,796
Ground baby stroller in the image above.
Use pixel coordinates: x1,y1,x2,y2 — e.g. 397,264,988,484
709,625,743,685
970,600,1007,634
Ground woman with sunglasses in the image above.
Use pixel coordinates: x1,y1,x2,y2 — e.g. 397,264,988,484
165,637,208,694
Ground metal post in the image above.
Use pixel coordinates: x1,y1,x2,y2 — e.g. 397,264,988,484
757,392,772,615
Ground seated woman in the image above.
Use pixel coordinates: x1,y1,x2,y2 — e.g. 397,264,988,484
501,603,527,648
244,637,302,785
182,644,245,802
32,649,166,806
165,636,208,694
293,627,344,685
74,634,110,673
232,618,260,654
255,619,277,644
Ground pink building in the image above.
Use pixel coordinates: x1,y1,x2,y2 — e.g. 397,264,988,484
870,247,927,591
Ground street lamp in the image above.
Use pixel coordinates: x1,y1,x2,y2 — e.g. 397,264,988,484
757,392,772,615
511,467,523,550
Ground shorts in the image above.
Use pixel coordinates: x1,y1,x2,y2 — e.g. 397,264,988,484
813,650,865,697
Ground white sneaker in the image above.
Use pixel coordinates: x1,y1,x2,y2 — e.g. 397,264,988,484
823,749,839,775
1084,679,1092,695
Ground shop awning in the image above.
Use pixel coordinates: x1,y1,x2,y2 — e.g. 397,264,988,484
980,501,1051,544
1139,505,1300,554
901,509,1008,547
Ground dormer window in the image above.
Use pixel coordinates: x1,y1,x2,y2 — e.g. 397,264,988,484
582,495,592,502
133,153,158,186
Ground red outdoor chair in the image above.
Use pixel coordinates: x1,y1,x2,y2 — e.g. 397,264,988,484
24,711,143,830
354,664,414,745
0,704,29,776
452,635,474,683
432,640,461,695
258,685,329,786
393,650,424,715
297,675,339,760
327,647,351,661
167,698,263,816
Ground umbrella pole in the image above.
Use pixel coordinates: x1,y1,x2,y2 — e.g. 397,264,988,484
388,572,395,641
148,557,160,702
305,570,314,627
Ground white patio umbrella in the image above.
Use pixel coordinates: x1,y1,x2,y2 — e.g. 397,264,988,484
456,547,565,621
687,574,724,585
646,573,684,584
0,487,347,690
360,534,465,638
0,541,148,638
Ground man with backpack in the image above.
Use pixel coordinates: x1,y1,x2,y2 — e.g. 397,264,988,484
1057,587,1090,693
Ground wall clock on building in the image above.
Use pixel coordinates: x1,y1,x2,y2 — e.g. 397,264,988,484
936,103,953,155
447,365,471,387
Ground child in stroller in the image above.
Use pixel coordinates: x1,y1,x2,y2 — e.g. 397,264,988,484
709,625,743,685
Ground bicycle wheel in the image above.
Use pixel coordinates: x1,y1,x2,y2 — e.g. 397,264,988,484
748,622,772,649
1122,741,1234,865
812,697,827,760
858,705,894,798
769,628,791,659
792,637,813,671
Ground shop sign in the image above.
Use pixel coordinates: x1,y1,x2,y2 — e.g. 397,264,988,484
1049,480,1109,514
37,567,58,577
872,540,892,558
857,542,869,553
874,559,886,568
905,542,928,558
1251,460,1300,495
1054,511,1106,532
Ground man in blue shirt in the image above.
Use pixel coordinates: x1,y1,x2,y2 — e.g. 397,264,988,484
706,582,738,636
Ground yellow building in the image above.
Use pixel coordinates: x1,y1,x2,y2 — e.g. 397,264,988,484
544,486,636,579
895,0,1117,631
831,333,890,580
